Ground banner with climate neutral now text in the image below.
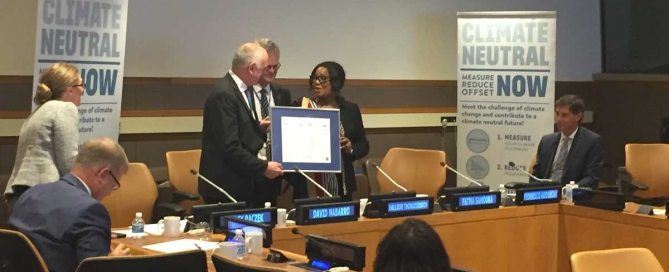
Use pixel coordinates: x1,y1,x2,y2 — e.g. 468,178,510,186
33,0,128,142
456,11,556,189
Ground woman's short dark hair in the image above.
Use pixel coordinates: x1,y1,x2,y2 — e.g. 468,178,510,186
309,61,346,92
374,218,451,272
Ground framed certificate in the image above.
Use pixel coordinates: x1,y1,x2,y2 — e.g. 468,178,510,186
270,106,341,172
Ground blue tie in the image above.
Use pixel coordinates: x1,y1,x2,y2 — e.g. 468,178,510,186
244,87,258,121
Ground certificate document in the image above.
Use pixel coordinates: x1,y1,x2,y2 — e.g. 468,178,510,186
271,106,341,172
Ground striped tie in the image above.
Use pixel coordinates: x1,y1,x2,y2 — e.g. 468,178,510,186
550,137,570,183
260,89,269,119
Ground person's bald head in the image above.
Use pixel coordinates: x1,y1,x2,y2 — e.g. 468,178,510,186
71,137,129,200
231,42,268,86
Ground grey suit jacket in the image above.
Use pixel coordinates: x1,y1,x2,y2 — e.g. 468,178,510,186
531,126,604,189
4,100,79,195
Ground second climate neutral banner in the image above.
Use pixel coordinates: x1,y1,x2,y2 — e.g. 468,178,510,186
456,11,556,188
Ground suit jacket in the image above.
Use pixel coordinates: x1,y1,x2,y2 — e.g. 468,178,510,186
9,174,111,272
262,84,292,199
338,99,370,195
199,73,268,202
270,83,292,107
5,100,79,196
531,126,604,189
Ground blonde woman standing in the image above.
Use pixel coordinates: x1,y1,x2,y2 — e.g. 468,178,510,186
5,63,84,213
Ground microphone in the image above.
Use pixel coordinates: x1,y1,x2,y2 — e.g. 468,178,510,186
508,161,552,182
371,163,408,192
190,169,238,203
293,166,333,197
291,227,303,236
439,162,485,187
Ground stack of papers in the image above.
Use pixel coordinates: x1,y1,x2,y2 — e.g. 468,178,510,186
142,239,219,253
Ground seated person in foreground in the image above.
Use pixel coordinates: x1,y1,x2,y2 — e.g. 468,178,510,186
374,218,451,272
531,94,603,189
9,138,130,272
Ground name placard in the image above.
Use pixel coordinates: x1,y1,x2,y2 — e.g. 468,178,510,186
296,201,360,225
211,208,277,233
515,187,561,206
441,191,500,211
377,196,434,218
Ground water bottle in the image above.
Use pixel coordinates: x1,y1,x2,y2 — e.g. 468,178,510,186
498,184,507,206
569,182,579,202
131,212,145,238
562,181,578,202
231,229,246,260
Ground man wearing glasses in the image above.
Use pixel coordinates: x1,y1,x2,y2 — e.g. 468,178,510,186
253,38,308,203
9,138,131,272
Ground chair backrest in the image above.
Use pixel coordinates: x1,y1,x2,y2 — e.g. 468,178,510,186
625,144,669,198
0,229,49,272
211,253,276,272
76,249,207,272
570,247,664,272
378,148,447,198
101,162,158,227
165,149,203,213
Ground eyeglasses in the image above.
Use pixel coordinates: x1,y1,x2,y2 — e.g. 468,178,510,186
73,83,86,88
109,171,121,190
310,75,329,84
266,63,281,70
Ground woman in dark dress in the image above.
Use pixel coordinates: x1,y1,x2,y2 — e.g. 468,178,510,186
303,61,369,200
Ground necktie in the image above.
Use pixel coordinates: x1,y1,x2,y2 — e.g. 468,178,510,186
244,87,258,121
260,89,270,119
550,137,571,182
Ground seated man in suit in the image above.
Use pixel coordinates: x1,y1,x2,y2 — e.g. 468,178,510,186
9,138,130,272
531,94,604,189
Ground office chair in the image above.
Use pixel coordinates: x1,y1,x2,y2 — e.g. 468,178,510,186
0,228,49,272
570,247,664,272
166,149,203,214
376,148,447,198
211,253,276,272
618,144,669,204
76,249,207,272
101,162,184,227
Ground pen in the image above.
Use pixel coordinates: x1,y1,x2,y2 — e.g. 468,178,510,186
193,242,202,250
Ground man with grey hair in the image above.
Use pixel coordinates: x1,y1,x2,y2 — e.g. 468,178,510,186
200,42,284,208
9,137,131,272
252,38,308,201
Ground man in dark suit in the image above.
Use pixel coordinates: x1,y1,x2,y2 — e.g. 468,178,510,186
9,138,131,272
199,42,283,207
254,38,308,201
531,95,604,189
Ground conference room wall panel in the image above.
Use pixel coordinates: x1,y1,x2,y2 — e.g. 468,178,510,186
1,0,600,81
0,77,601,180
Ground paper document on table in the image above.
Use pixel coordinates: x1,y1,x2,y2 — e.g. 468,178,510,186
142,239,219,253
281,116,332,163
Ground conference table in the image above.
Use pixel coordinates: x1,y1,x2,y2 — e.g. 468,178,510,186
270,202,669,272
115,202,669,272
112,233,313,272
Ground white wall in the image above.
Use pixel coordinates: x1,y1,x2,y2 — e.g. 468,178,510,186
0,0,600,81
